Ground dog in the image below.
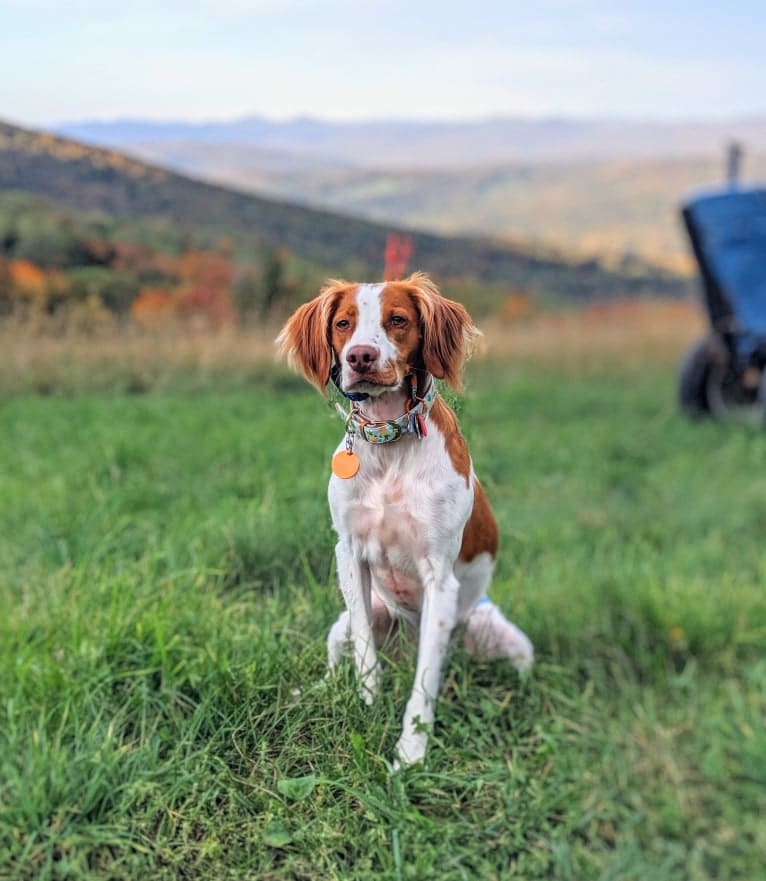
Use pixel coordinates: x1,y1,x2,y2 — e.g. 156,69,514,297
278,272,533,766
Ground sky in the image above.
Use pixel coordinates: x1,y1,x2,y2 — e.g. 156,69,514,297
1,0,764,126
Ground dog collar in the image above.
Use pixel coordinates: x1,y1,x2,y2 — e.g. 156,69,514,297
336,376,437,445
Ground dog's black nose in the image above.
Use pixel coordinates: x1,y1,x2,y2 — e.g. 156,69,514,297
346,345,379,373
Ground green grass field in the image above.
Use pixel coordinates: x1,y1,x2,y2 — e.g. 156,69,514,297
1,360,764,880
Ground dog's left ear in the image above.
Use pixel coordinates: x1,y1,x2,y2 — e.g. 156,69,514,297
406,272,480,389
276,281,348,394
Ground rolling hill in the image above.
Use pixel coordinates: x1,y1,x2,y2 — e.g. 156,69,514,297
181,154,766,274
55,114,766,271
0,120,688,307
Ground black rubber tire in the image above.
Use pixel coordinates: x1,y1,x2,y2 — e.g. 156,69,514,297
706,360,760,421
678,337,718,418
679,335,760,421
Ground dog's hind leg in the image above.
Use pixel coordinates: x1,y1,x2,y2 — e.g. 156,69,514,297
455,554,534,671
462,599,534,671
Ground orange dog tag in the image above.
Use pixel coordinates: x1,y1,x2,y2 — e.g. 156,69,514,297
331,450,360,479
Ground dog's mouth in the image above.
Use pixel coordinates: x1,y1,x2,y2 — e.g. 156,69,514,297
343,364,402,395
345,376,400,396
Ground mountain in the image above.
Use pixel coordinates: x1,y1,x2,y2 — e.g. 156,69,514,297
57,113,766,167
172,153,766,273
0,120,688,304
53,113,766,270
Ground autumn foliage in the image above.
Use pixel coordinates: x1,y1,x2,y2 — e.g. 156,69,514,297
131,250,235,329
0,258,66,309
8,260,51,298
0,244,237,329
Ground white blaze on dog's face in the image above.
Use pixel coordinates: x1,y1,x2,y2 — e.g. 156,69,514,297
331,282,422,396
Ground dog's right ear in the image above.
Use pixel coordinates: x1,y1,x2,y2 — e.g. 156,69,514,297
276,281,349,394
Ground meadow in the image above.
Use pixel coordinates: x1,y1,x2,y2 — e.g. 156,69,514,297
1,305,764,880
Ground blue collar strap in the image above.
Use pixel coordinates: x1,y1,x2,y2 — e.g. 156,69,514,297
335,377,437,444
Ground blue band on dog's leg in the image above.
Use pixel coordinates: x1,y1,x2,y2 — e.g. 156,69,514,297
476,595,492,607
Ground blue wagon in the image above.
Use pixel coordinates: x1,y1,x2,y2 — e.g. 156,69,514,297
678,173,766,419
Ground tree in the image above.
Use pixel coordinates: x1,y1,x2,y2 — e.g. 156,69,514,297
259,247,286,318
0,257,11,315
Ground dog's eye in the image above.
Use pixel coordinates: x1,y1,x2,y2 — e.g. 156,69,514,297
390,315,407,327
335,319,350,330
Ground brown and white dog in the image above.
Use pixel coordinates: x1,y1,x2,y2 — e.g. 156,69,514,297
278,272,533,767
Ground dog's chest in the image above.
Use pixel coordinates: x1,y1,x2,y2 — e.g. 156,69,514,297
349,473,424,609
331,434,472,612
348,467,421,557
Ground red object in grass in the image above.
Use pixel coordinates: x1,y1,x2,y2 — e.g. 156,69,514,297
384,233,413,281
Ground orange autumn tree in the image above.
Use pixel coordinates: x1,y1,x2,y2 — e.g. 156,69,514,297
131,249,235,329
175,250,235,327
9,260,48,301
130,288,177,328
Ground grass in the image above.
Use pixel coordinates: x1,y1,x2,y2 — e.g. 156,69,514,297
0,298,703,396
1,335,764,879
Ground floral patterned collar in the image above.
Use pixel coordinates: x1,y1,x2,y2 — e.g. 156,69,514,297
335,376,437,445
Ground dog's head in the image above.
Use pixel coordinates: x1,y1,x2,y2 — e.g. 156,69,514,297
277,272,479,396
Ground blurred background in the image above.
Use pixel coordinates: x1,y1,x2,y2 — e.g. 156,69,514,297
1,0,764,379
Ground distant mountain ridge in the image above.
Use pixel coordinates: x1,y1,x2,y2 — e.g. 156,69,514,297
57,113,766,167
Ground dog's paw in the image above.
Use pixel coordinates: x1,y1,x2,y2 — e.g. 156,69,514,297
464,602,534,671
508,626,534,673
393,732,427,769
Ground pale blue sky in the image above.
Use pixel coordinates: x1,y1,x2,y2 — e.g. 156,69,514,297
1,0,764,125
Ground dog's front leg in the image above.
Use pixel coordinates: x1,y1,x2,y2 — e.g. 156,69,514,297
395,558,460,767
335,540,380,704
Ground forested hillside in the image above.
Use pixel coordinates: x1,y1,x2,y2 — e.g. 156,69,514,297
0,121,689,322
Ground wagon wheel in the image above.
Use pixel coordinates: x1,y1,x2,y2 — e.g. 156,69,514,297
678,336,760,421
706,361,760,421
